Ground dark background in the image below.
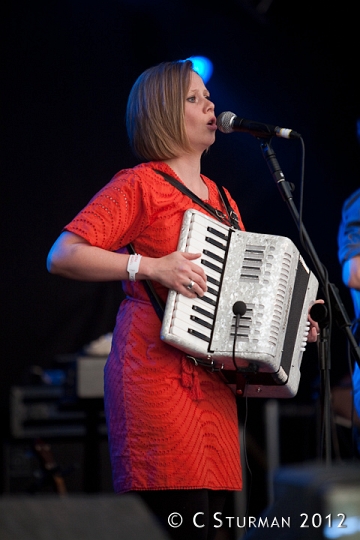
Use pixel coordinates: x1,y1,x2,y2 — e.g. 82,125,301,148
2,0,360,516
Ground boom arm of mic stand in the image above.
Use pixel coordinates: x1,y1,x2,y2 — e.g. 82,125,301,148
259,138,360,368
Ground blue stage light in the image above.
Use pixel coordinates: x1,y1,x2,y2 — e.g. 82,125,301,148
187,56,213,83
356,118,360,144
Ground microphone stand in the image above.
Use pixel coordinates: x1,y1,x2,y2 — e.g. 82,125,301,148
314,303,332,464
258,137,360,464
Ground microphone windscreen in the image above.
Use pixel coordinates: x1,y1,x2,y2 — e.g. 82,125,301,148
233,301,247,317
216,111,235,133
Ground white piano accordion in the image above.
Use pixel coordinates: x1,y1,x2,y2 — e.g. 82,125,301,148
161,209,319,398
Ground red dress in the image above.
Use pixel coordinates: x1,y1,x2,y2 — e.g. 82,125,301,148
65,161,244,493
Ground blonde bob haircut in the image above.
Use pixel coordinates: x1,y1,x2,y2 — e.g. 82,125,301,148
126,60,195,162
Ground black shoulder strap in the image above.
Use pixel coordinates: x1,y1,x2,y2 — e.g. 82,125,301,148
217,184,240,230
154,169,239,229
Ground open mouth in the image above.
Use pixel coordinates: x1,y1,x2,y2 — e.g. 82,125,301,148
207,117,217,127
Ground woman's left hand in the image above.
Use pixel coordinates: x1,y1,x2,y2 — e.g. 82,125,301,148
307,299,325,342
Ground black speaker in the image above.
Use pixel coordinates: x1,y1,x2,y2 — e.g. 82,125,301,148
243,462,360,540
0,494,170,540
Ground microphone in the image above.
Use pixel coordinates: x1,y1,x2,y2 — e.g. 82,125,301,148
217,111,301,140
232,301,247,317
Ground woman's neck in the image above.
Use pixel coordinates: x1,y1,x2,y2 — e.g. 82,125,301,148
163,155,208,199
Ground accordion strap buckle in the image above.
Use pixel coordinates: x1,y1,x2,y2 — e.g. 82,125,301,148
215,209,227,222
229,210,239,224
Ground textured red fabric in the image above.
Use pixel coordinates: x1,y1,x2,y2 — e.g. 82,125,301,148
65,161,244,493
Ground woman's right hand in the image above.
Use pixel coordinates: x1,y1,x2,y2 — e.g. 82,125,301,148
145,251,207,298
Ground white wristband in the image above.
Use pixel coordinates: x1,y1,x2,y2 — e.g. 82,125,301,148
127,254,142,281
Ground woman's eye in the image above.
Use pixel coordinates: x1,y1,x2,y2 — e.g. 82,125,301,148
187,96,196,102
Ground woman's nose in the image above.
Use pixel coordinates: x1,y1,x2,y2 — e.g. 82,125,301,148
206,99,215,112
